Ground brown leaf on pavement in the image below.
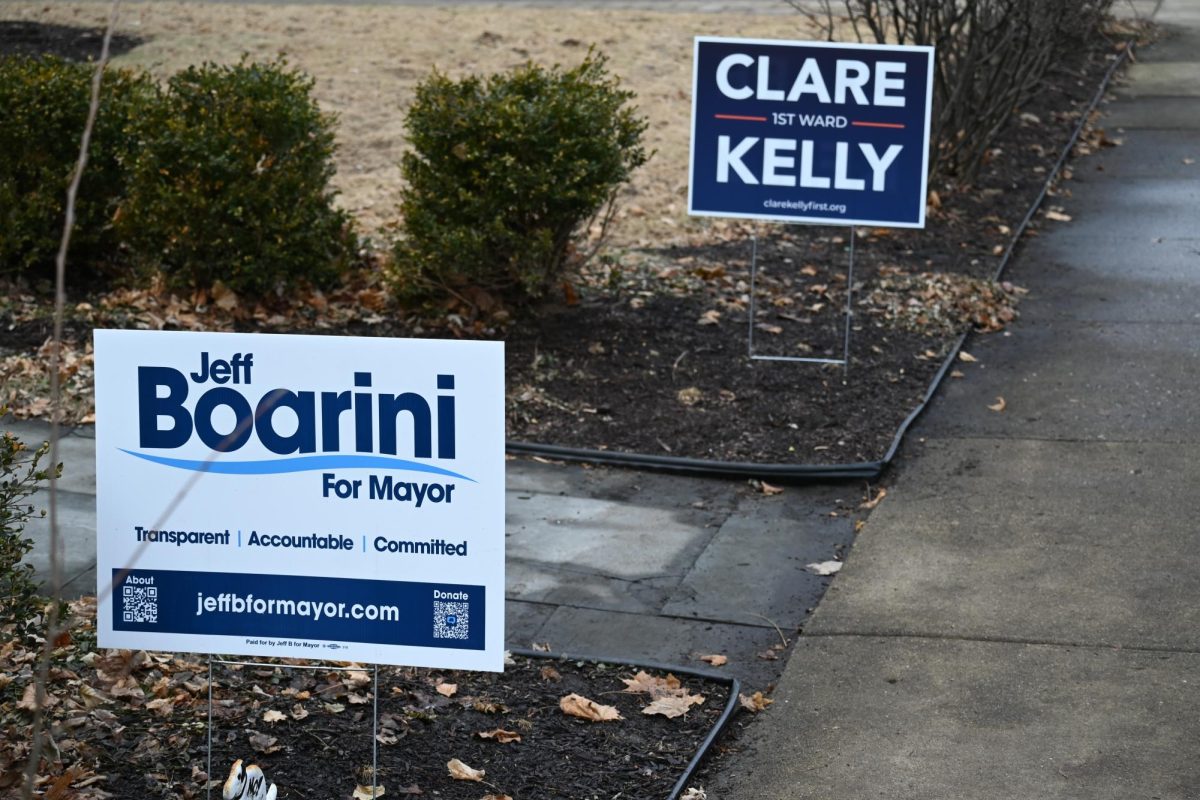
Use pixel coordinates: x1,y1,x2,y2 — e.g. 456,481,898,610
861,487,888,510
988,396,1007,412
559,693,623,722
739,691,774,713
697,654,727,667
958,351,978,363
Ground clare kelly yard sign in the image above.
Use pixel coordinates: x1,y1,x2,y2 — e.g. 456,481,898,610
690,37,934,228
94,330,505,671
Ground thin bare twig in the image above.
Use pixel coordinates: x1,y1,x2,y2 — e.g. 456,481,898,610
24,3,123,797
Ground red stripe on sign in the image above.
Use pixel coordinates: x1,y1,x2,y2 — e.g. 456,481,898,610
715,114,768,122
851,121,906,129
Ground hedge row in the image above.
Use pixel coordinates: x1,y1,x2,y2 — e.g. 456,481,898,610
1,52,650,307
0,56,354,295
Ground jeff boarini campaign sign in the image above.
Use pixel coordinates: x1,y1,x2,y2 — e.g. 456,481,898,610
94,330,505,670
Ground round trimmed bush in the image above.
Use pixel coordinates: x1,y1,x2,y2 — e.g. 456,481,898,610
119,58,355,296
0,55,157,285
393,51,649,305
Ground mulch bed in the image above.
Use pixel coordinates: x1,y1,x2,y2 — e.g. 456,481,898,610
2,604,737,800
502,38,1125,466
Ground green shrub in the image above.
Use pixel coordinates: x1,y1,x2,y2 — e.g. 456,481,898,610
393,51,649,304
119,58,354,296
0,55,158,285
0,411,62,641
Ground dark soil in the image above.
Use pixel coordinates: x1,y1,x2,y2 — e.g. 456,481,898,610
0,20,143,62
98,654,732,800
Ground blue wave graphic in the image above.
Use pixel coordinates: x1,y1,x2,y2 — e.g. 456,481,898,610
120,449,476,482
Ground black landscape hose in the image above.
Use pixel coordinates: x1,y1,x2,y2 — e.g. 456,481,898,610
506,40,1136,481
513,647,741,800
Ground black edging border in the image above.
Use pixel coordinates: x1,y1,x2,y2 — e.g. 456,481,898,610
513,647,741,800
505,40,1136,481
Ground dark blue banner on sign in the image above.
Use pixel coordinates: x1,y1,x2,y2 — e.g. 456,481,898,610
113,568,485,651
689,37,934,228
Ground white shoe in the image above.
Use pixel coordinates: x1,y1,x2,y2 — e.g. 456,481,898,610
223,761,278,800
222,760,246,800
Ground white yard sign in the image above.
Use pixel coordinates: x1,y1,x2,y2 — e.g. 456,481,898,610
94,330,505,670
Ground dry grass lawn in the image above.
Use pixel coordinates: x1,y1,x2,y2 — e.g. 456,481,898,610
9,1,821,248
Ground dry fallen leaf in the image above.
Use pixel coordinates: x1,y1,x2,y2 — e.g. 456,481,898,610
861,487,888,510
698,654,727,667
436,682,458,697
447,759,485,782
1044,210,1072,222
481,795,514,800
759,480,784,496
806,560,843,576
290,704,309,721
988,396,1007,412
950,370,965,379
560,693,623,722
739,691,774,713
677,387,703,407
353,785,386,800
958,351,978,363
621,671,682,697
680,789,708,800
211,280,239,311
248,732,281,754
698,309,721,325
262,709,287,724
643,692,706,719
540,666,561,682
473,700,508,714
476,728,522,744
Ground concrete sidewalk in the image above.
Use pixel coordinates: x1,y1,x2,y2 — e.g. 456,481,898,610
715,3,1200,798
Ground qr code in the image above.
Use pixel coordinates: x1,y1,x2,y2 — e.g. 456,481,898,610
433,600,468,640
123,585,158,623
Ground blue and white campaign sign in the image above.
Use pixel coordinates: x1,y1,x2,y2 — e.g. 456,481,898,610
94,330,505,671
689,37,934,228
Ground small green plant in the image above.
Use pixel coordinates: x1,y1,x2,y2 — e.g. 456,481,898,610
0,411,62,642
119,58,355,296
393,50,649,305
0,55,158,286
